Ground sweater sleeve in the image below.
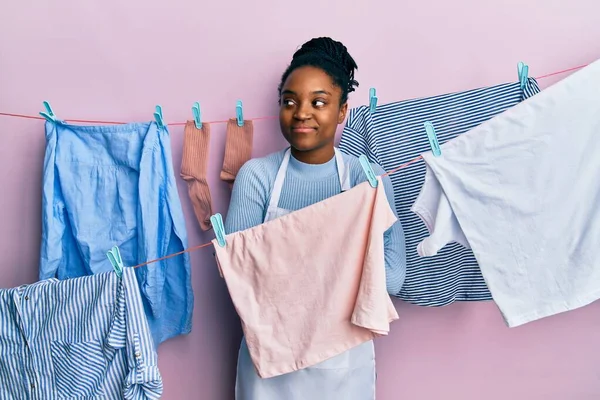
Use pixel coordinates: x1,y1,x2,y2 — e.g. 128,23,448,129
224,159,270,235
372,163,407,296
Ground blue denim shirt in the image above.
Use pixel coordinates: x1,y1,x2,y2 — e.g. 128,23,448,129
40,120,193,346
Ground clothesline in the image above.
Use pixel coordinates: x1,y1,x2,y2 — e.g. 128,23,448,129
1,61,589,271
0,63,588,126
127,154,426,269
126,62,590,269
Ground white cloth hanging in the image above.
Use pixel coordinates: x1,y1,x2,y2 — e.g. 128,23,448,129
411,59,600,327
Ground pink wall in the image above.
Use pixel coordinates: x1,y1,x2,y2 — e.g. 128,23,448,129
1,1,599,399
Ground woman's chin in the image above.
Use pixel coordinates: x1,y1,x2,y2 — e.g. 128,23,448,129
288,139,318,152
291,145,315,153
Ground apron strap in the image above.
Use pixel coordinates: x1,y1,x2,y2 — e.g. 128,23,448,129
265,147,351,219
265,148,292,219
334,148,351,192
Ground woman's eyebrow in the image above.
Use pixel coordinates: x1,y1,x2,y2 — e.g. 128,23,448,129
281,89,332,96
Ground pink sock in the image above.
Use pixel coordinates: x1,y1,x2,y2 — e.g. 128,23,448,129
180,121,213,230
220,119,254,188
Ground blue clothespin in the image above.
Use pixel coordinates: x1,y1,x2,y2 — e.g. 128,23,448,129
236,100,244,127
369,88,378,113
39,101,59,123
210,213,227,247
154,105,165,129
517,61,529,90
192,102,202,129
359,155,378,188
424,121,441,157
106,246,124,278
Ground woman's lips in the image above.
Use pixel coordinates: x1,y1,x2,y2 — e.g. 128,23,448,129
291,127,317,133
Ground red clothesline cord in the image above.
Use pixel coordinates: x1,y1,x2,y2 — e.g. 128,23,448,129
127,153,426,269
0,62,589,269
0,63,588,126
534,64,588,80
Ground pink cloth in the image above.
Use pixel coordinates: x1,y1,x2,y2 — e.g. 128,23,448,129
212,176,399,378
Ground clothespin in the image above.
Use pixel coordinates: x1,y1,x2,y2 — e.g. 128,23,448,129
154,105,165,129
424,121,441,157
39,101,59,123
369,88,378,113
192,102,202,129
359,154,378,188
236,100,244,127
210,213,227,247
106,246,124,278
517,61,529,90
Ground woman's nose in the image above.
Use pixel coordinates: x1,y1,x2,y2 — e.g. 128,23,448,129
294,102,312,120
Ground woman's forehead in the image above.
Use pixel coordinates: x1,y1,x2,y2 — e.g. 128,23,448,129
282,66,340,94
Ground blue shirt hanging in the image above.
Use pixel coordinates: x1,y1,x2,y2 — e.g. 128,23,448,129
0,268,162,399
39,120,193,346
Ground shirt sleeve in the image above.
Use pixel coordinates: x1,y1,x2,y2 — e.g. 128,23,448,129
39,121,66,280
121,268,163,400
224,159,270,234
411,162,471,257
338,106,372,159
371,163,407,296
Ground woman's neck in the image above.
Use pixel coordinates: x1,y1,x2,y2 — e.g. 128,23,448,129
290,145,335,165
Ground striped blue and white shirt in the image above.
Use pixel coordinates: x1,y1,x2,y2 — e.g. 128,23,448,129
339,79,541,306
0,267,162,399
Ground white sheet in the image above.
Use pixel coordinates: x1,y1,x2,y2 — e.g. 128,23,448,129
411,58,600,327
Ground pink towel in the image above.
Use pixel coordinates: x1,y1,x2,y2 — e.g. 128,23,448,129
213,176,399,378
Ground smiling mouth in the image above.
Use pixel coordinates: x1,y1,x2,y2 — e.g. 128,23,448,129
291,127,317,133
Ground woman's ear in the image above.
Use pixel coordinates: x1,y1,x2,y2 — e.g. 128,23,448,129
338,102,349,124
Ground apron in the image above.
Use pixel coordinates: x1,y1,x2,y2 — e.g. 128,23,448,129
235,147,376,400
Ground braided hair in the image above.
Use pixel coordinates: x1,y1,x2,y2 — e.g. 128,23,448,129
278,37,359,105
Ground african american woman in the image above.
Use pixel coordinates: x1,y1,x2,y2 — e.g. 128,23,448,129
224,37,407,400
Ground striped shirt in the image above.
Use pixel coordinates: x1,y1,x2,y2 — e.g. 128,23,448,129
0,267,162,399
338,79,541,306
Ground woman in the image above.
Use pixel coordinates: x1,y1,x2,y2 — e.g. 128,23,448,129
225,37,407,400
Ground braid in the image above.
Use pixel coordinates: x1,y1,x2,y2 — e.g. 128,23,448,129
278,37,359,105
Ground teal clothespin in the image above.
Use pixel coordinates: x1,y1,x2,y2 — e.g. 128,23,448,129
369,88,378,113
154,105,165,129
39,101,59,123
424,121,441,157
359,155,378,188
517,61,529,90
192,102,202,129
236,100,244,127
106,246,124,278
210,213,227,247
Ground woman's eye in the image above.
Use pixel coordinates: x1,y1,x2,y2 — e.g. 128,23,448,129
283,99,295,106
314,100,325,107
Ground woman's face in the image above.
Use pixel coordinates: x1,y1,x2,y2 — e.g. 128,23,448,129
279,66,348,159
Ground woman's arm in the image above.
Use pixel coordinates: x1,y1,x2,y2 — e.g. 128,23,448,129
373,164,407,296
224,159,270,234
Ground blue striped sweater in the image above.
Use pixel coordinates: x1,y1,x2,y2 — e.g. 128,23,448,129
224,148,407,294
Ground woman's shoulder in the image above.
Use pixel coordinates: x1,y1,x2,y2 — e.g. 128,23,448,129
236,149,286,184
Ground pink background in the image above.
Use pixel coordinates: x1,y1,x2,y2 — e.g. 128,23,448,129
1,1,599,399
